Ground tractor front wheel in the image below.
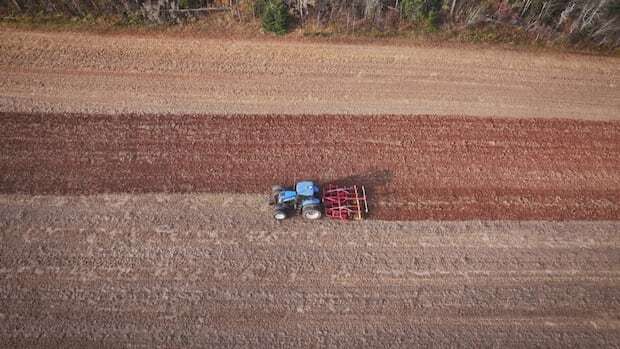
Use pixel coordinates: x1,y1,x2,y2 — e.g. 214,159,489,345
302,205,322,220
273,210,287,221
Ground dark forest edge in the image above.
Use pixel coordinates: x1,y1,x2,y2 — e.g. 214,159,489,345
1,0,618,53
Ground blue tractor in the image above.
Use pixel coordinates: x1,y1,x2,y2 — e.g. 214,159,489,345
269,181,323,221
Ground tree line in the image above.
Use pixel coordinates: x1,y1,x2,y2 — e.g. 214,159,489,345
1,0,618,47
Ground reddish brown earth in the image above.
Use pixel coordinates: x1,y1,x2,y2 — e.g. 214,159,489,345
1,112,619,220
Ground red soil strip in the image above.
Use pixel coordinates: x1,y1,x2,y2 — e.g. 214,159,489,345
1,113,619,220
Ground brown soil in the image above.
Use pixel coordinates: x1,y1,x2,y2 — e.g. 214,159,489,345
1,194,619,348
1,112,619,220
1,29,619,120
1,28,619,348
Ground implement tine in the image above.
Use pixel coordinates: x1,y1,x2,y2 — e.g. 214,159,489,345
354,185,361,220
361,185,368,214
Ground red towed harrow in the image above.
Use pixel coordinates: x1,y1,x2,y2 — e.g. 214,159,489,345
322,184,369,220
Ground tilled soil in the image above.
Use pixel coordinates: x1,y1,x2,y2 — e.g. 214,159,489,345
1,112,619,220
1,194,619,348
1,29,619,120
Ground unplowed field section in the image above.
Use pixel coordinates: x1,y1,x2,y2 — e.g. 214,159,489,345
1,195,619,347
2,113,619,220
1,29,619,119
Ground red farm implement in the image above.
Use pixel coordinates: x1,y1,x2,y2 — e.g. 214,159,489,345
322,184,369,220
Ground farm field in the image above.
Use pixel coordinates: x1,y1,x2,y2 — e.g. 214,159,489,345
1,29,619,120
1,28,619,348
1,112,619,220
1,194,620,347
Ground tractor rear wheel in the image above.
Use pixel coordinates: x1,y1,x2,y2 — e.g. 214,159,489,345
302,205,322,220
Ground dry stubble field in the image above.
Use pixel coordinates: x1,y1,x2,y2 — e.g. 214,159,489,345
2,195,620,347
1,28,619,119
1,28,620,348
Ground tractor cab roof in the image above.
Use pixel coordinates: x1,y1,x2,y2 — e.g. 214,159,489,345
296,181,319,197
